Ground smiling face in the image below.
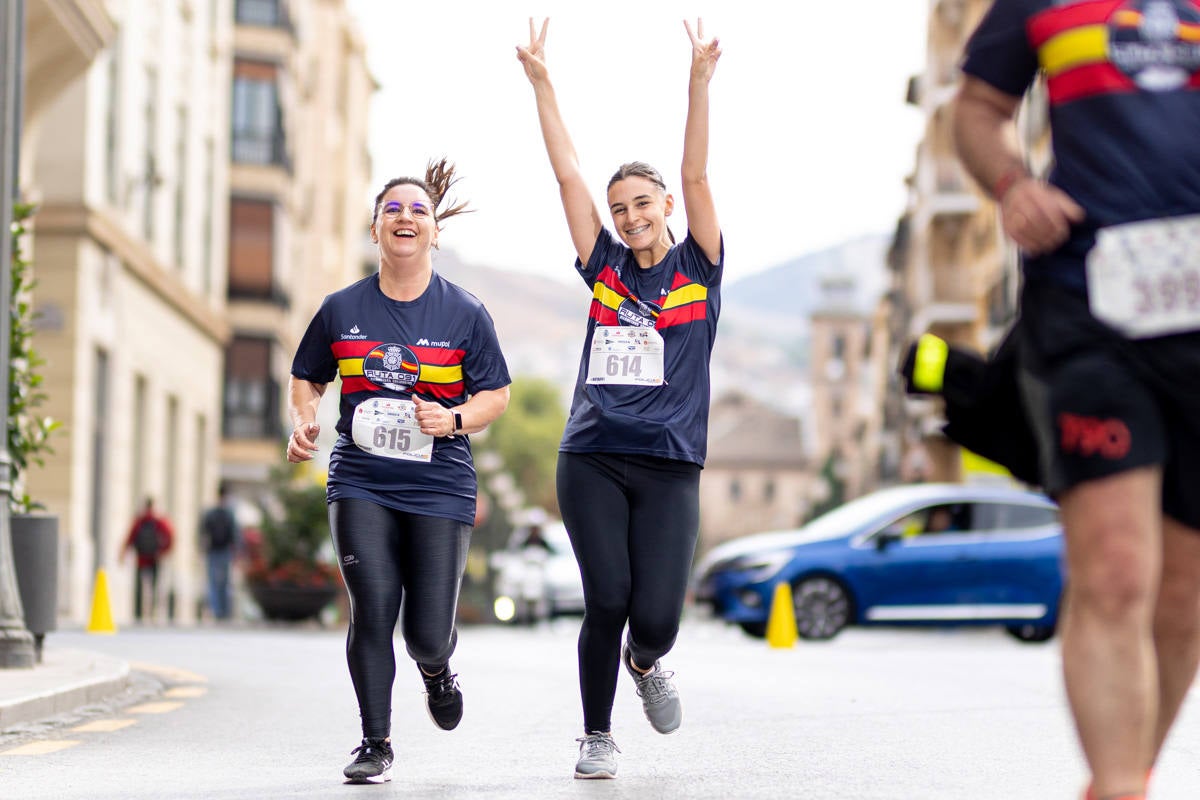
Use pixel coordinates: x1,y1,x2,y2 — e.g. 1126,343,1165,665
371,183,438,261
607,175,674,259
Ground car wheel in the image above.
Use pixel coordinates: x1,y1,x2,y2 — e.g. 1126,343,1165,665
738,621,767,639
1006,623,1055,643
792,576,851,640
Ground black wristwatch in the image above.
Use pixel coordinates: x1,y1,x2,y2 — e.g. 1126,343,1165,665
453,411,463,433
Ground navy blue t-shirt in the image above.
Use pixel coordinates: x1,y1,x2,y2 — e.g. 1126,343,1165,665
560,228,724,466
291,272,511,525
961,0,1200,290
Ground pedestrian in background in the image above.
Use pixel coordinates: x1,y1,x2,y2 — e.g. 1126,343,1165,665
122,497,173,622
517,17,724,780
953,2,1200,799
288,159,511,785
199,482,241,621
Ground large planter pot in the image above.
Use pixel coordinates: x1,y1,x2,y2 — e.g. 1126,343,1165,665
248,581,338,622
11,513,58,662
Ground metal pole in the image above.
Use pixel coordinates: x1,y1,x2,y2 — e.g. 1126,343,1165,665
0,0,35,668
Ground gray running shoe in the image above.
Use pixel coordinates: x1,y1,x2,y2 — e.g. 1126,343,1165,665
623,644,682,734
574,732,620,779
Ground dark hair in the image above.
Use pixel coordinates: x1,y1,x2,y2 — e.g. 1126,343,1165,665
606,161,667,193
606,161,674,243
372,157,471,228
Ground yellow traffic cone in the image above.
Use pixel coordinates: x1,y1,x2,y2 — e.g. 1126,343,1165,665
86,568,117,634
766,582,798,649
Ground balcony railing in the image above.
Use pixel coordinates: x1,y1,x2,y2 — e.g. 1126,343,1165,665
232,130,290,169
235,0,292,31
223,376,283,440
227,281,291,310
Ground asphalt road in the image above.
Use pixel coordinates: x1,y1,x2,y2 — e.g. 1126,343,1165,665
2,616,1199,799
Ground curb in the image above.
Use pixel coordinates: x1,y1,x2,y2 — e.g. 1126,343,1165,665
0,648,132,732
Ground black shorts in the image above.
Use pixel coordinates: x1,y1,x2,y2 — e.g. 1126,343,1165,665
1017,281,1200,529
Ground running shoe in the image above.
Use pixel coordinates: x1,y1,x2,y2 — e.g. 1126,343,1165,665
1082,769,1153,800
343,737,393,784
623,644,682,734
574,732,620,779
421,666,464,730
1082,785,1145,800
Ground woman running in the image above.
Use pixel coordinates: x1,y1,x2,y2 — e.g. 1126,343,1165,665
516,17,724,780
287,159,511,784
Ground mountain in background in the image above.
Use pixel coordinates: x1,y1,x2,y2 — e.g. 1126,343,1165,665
712,233,891,416
723,233,891,318
439,232,893,416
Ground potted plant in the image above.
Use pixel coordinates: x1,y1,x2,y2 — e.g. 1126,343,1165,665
8,202,63,661
245,460,342,622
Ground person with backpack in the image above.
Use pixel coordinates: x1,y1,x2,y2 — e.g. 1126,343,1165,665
122,497,174,621
200,483,241,621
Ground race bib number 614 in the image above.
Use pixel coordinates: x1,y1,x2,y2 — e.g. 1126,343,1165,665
586,326,665,386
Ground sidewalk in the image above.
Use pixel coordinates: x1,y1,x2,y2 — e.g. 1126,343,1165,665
0,645,131,732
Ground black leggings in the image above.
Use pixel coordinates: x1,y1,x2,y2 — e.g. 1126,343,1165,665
556,452,701,733
330,498,471,739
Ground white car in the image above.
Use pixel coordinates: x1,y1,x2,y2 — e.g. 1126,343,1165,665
490,521,586,624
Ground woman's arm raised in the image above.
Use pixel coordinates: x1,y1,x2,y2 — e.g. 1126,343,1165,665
680,18,722,265
516,18,603,265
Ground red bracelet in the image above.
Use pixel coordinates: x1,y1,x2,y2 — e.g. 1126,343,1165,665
993,167,1030,202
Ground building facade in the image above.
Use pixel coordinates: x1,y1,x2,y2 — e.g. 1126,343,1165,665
19,0,372,626
26,0,233,625
809,273,886,503
698,392,812,556
220,0,373,501
885,0,1048,487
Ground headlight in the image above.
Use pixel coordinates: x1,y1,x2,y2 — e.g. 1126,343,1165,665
494,596,516,622
729,549,794,582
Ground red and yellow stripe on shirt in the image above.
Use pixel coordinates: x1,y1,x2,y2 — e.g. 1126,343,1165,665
589,266,708,330
1030,1,1200,105
330,340,466,400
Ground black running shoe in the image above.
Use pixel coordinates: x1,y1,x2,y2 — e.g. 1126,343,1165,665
422,667,463,730
343,737,393,784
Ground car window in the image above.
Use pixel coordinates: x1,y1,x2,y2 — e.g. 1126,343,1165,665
915,503,974,536
982,503,1059,531
509,522,569,555
882,503,972,539
801,489,947,543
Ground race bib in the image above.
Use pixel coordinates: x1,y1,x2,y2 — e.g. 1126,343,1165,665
1087,214,1200,338
586,326,665,386
351,398,434,462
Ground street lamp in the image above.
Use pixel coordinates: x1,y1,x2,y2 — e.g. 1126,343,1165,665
0,0,35,668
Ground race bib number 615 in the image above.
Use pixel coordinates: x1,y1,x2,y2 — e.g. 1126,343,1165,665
351,398,434,462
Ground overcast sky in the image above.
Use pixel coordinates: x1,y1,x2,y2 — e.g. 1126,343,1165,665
345,1,932,285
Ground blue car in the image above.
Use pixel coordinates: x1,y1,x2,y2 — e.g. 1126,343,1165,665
691,483,1064,643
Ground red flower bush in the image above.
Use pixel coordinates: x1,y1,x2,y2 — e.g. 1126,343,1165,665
248,463,342,590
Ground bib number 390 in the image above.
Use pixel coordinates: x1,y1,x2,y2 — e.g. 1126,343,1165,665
352,399,434,462
587,326,665,386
